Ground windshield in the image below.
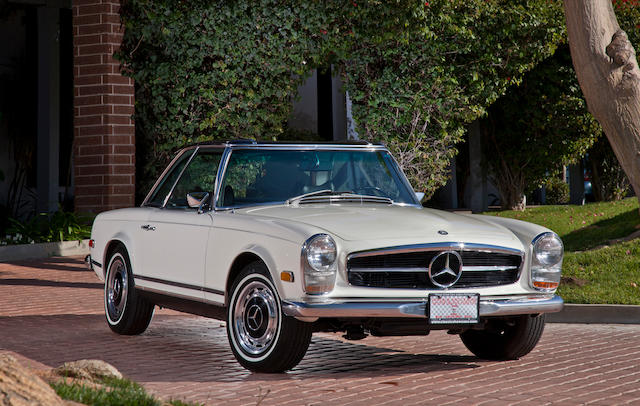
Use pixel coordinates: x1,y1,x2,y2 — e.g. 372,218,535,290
216,149,417,207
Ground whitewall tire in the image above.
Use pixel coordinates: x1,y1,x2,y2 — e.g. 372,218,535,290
227,261,312,372
104,245,154,335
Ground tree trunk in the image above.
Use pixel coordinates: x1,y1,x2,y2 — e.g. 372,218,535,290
563,1,640,209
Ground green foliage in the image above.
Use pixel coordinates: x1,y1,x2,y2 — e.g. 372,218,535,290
118,0,566,200
545,177,569,205
588,136,630,201
1,209,93,246
482,46,601,209
613,0,640,49
118,0,331,199
51,376,203,406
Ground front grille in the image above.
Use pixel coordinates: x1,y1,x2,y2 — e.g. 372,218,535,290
347,249,522,289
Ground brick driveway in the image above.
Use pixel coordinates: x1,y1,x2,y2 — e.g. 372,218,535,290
1,257,640,405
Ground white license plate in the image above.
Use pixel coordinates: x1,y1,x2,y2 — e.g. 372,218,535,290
428,293,479,324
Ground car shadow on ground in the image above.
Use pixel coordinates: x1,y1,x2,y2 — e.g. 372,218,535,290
0,314,484,383
0,278,102,289
3,256,87,273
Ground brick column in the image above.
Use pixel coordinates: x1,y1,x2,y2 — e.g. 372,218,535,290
73,0,135,213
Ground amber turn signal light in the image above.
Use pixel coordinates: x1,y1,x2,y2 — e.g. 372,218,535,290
280,271,294,283
533,281,558,290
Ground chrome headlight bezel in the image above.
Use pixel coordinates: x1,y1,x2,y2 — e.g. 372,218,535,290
302,234,337,295
530,232,564,292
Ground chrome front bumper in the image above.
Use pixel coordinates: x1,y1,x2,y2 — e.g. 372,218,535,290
282,295,564,319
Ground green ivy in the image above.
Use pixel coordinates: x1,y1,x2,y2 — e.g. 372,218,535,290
335,0,565,195
118,0,566,199
119,0,332,199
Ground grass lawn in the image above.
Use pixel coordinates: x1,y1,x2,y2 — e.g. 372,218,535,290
51,377,200,406
485,197,640,304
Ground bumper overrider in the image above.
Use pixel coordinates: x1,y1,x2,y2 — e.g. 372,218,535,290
85,254,102,272
282,295,563,319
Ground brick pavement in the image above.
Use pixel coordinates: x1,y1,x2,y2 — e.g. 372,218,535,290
1,256,640,405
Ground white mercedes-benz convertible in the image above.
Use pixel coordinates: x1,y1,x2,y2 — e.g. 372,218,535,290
87,141,564,372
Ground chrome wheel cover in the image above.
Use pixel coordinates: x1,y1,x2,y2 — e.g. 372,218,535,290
232,280,279,356
106,254,128,323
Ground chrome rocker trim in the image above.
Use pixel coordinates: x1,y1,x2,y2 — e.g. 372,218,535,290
282,295,564,319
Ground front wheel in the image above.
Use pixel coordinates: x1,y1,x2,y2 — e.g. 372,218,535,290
227,262,312,372
104,246,154,335
460,314,546,360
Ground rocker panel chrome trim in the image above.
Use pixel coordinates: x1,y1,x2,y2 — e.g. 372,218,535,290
134,274,225,296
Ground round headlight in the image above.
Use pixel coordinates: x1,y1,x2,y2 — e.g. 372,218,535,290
306,234,337,272
533,232,563,266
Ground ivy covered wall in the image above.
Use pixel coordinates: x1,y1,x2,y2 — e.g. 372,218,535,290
118,0,566,200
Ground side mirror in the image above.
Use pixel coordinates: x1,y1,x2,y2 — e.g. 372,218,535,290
415,192,425,202
187,192,210,213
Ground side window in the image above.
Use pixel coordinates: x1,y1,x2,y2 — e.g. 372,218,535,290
165,151,222,209
146,151,193,207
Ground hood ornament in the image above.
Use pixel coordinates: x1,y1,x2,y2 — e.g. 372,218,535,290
438,230,448,235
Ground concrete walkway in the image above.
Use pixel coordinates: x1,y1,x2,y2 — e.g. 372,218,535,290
1,257,640,405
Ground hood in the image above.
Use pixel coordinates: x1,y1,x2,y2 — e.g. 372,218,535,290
240,204,523,248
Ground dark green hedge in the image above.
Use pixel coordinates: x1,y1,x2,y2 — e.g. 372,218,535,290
118,0,565,199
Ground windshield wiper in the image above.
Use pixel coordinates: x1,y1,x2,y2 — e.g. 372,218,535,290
286,190,394,206
286,190,351,205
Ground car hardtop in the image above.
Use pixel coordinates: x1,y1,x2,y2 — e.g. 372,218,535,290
182,139,386,152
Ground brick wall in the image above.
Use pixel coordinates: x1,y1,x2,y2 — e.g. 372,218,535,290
73,0,135,213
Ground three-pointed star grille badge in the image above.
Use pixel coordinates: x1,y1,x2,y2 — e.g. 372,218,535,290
428,251,463,288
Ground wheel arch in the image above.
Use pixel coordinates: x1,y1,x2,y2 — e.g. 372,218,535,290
225,247,287,306
103,235,133,278
225,252,265,304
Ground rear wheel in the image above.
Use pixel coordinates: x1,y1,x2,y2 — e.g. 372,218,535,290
227,261,312,372
104,246,154,335
460,314,546,360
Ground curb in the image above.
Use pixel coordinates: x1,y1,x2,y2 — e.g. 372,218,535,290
0,240,90,263
547,303,640,324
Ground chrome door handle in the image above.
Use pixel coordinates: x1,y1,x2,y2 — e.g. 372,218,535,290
141,224,156,231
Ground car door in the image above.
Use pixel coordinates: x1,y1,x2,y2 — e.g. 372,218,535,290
137,149,223,301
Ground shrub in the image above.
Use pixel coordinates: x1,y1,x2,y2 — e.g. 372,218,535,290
0,209,93,246
482,46,600,210
545,177,570,205
588,137,631,201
